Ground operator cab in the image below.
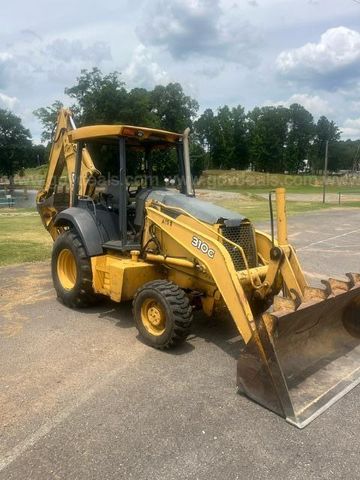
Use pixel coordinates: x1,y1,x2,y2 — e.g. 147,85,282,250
68,125,193,252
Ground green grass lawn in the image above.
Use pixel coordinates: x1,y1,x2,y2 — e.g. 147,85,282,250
12,167,360,195
11,165,68,189
197,170,360,195
211,196,337,222
1,180,359,267
0,209,52,267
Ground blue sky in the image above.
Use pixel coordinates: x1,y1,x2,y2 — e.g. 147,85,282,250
1,0,360,141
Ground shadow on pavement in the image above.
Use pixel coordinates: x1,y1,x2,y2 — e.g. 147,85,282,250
78,298,244,360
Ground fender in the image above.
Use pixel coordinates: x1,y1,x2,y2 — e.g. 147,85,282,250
54,207,104,257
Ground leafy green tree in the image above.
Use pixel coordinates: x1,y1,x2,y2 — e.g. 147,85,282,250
65,68,128,125
310,116,341,172
195,105,248,169
122,88,159,127
35,72,198,138
33,100,64,143
347,140,360,171
190,142,207,177
150,83,199,132
211,106,235,168
285,104,315,173
0,109,32,183
26,144,47,168
194,108,216,168
232,105,249,169
248,106,289,172
35,72,200,179
33,68,351,177
328,140,360,172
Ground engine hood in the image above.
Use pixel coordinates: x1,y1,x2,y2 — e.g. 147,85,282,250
136,189,246,227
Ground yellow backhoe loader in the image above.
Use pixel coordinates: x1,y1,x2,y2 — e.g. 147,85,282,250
37,108,360,428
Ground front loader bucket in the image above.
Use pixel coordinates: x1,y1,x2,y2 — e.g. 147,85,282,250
237,273,360,428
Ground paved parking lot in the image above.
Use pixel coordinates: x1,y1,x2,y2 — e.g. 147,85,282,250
1,208,360,480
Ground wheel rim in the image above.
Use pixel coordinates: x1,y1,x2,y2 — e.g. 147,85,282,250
141,298,166,336
57,249,77,291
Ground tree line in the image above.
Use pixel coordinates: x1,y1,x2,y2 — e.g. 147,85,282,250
1,67,359,182
0,109,46,183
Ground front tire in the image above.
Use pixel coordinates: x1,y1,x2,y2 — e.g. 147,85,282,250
133,280,193,349
52,230,97,308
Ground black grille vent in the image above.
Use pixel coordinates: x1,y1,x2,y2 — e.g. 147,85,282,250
220,222,258,271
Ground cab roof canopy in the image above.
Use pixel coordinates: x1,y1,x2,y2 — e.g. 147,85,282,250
68,125,183,148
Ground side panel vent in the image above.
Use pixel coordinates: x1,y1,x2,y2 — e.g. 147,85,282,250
220,221,258,271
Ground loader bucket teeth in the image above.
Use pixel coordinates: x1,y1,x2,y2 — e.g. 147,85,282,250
326,277,352,292
237,273,360,428
346,272,360,286
303,286,329,302
273,295,297,312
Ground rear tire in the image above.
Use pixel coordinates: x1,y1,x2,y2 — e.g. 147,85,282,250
133,280,193,349
52,230,98,308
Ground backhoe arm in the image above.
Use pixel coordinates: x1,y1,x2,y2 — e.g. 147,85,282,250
36,108,100,238
37,108,75,201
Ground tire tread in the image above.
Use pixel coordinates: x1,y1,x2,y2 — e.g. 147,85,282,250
133,280,193,349
52,230,98,308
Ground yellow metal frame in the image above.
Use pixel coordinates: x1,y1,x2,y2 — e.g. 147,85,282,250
91,254,163,302
38,108,360,427
37,110,310,346
36,109,100,239
89,188,310,345
146,205,256,342
147,200,263,289
37,109,187,241
144,188,309,341
57,248,77,290
140,299,166,336
68,124,182,144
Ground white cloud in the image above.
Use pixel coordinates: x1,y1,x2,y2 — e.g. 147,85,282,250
0,52,16,89
0,92,19,110
0,0,360,143
137,0,261,66
124,44,169,88
341,118,360,140
350,100,360,112
0,52,13,62
0,38,113,92
266,93,333,116
0,36,114,142
45,39,111,63
276,27,360,89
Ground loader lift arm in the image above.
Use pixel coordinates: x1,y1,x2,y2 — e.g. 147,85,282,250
144,191,310,344
146,203,256,343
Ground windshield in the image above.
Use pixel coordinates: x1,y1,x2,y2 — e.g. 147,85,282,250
85,140,183,193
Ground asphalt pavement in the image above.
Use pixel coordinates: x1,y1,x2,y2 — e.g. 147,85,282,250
1,208,360,480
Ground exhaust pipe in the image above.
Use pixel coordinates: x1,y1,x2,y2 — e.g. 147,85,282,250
183,127,194,197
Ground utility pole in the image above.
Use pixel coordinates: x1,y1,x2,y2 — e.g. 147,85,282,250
322,140,329,204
